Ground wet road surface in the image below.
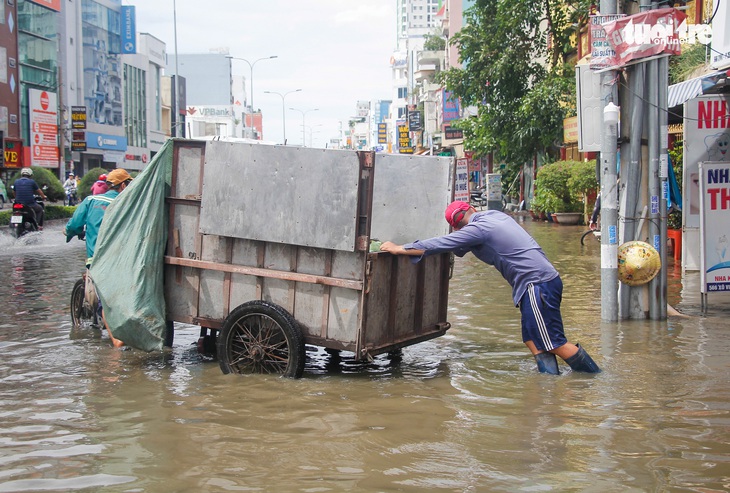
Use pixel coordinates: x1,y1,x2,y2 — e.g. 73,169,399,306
1,218,729,492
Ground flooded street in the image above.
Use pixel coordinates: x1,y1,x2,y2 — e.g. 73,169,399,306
1,218,730,492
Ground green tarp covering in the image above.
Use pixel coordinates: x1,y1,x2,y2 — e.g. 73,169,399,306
89,140,173,351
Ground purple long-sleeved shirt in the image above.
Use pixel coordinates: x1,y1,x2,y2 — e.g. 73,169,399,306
404,210,558,305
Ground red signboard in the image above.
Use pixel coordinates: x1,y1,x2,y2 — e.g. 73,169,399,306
601,8,686,67
3,138,23,169
27,0,61,12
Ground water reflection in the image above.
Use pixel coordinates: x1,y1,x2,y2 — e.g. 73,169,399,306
0,219,729,492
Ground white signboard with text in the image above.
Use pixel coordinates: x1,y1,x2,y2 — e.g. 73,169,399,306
28,88,59,168
699,161,730,295
454,158,469,202
683,95,730,270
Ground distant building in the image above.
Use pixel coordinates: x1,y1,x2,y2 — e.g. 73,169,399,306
166,52,261,140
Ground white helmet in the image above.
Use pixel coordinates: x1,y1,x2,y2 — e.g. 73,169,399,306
21,168,33,177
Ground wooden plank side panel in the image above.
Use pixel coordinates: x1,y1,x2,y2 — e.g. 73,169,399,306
228,238,260,310
197,234,230,321
165,202,201,321
393,255,418,340
361,252,451,352
420,254,445,329
326,287,360,344
292,247,327,338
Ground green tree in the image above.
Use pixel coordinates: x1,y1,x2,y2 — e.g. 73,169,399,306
423,32,446,51
438,0,591,165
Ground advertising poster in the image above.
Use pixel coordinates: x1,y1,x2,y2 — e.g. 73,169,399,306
699,161,730,294
589,14,624,69
454,158,469,202
28,89,59,168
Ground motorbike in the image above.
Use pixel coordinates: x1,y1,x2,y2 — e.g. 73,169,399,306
9,195,45,239
65,187,78,206
470,186,488,207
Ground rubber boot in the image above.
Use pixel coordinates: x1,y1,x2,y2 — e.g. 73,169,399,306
565,343,601,373
534,352,560,375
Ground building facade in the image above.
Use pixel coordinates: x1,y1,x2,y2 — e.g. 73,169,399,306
0,0,21,172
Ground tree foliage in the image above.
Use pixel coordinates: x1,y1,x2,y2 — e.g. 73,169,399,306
438,0,592,165
423,32,446,51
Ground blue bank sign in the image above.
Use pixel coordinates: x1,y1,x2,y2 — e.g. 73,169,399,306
121,6,136,54
86,132,127,151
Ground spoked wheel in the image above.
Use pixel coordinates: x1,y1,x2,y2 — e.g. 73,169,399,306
217,300,305,378
70,278,99,328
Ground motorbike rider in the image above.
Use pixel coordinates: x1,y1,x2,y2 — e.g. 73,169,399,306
64,168,133,348
63,172,78,204
90,173,109,195
13,168,47,230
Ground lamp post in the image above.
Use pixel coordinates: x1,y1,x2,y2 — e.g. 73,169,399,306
263,89,302,144
305,124,323,147
289,107,319,146
226,55,277,116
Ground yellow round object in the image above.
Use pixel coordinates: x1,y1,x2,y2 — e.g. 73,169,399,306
617,241,662,286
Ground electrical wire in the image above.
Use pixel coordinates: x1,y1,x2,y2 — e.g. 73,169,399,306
618,71,730,123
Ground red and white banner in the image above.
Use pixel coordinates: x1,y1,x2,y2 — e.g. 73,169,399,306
601,8,686,67
28,89,59,168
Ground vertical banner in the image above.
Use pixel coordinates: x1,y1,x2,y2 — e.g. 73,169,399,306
454,158,469,202
377,123,387,144
699,161,730,294
397,120,412,154
28,89,59,168
121,6,137,54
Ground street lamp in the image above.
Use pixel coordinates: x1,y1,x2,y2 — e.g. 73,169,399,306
226,55,277,113
289,107,319,146
304,124,323,147
263,89,302,144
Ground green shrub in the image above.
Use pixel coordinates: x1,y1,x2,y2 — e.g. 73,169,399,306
8,167,65,202
533,160,598,213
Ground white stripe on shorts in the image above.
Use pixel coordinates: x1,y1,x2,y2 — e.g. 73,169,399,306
528,283,554,351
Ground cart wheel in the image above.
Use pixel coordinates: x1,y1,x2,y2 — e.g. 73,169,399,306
217,300,305,378
70,278,98,328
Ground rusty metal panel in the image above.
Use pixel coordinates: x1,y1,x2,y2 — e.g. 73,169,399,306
371,153,454,244
199,142,362,251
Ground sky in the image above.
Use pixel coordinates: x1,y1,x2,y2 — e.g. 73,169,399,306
127,0,397,148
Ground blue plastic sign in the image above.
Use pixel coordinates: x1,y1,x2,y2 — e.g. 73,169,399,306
122,6,136,54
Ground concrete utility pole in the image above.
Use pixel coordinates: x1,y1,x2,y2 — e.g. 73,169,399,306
600,0,620,321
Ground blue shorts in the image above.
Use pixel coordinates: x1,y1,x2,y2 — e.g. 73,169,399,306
519,276,567,351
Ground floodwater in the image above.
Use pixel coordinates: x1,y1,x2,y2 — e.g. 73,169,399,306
1,218,729,493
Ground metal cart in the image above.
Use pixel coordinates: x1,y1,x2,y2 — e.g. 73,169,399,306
164,139,455,377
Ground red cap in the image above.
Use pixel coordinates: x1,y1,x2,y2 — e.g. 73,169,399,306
444,201,470,228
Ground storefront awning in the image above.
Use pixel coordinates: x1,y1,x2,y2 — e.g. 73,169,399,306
668,70,729,108
668,77,703,108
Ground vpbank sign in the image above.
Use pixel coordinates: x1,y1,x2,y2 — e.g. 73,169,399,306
121,6,137,54
86,132,127,151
